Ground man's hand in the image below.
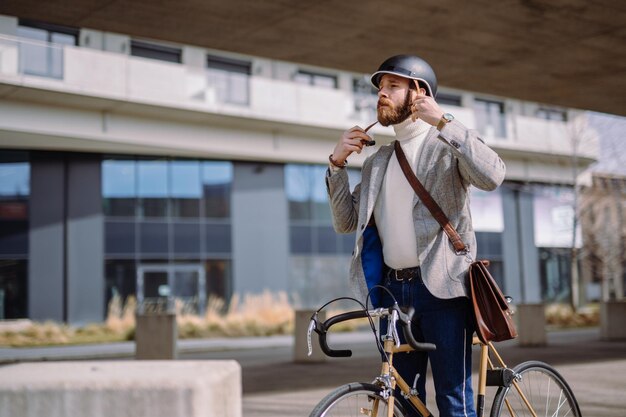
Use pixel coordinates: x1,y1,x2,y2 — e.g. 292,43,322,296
411,92,444,126
332,126,373,165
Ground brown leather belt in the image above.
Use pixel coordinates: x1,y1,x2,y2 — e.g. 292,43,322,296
385,265,421,282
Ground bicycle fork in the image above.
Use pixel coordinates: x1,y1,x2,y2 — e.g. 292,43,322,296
374,338,432,417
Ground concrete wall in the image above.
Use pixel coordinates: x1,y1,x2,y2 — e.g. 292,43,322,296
231,162,289,295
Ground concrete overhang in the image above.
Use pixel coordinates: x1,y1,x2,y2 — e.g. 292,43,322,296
1,0,625,116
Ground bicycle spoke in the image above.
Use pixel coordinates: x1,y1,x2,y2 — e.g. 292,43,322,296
491,362,580,417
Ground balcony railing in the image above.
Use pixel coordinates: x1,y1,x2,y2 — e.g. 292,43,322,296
0,34,598,159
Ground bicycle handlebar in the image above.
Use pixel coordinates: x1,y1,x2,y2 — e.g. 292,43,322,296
310,305,436,358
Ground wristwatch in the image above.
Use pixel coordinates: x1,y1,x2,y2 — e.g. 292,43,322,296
437,113,454,131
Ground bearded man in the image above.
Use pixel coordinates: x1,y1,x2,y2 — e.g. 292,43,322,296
325,55,506,417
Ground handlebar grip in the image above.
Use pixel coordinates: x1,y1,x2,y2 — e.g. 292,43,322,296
318,331,352,357
397,306,437,352
315,310,369,358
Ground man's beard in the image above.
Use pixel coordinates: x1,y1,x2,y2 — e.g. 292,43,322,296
377,90,412,126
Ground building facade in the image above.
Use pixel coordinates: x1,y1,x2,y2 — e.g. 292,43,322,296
0,15,599,323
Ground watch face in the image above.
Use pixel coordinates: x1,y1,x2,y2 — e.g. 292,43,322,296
443,113,454,122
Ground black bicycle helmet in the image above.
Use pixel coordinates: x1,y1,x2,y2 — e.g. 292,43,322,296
371,54,438,97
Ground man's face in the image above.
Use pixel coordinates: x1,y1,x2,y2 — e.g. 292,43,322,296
376,74,414,126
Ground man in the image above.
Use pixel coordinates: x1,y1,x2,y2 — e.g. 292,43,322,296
326,55,506,417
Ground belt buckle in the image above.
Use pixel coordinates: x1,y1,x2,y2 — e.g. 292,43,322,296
394,268,411,282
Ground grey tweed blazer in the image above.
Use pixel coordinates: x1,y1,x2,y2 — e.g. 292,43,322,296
326,119,506,302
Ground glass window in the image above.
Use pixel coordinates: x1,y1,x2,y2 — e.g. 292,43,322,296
205,259,231,301
290,225,312,254
202,161,233,218
204,224,232,254
536,108,567,122
437,93,462,107
102,157,233,314
105,221,136,255
295,70,337,89
352,76,378,120
173,222,201,255
139,222,169,255
533,185,580,248
171,161,201,218
138,159,168,218
105,260,137,315
0,260,28,319
0,154,29,257
474,98,506,138
311,165,331,222
286,165,312,220
207,55,251,105
130,40,182,63
103,159,136,217
17,20,77,79
470,187,504,232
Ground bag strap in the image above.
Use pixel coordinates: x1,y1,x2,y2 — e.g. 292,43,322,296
394,140,468,254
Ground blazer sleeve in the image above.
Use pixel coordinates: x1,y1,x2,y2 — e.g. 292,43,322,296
437,119,506,191
325,167,361,234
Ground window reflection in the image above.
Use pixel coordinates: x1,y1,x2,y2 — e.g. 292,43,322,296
17,22,77,79
171,161,201,218
207,55,251,105
470,187,504,232
103,159,136,217
0,151,29,319
202,162,232,218
138,159,168,218
102,157,233,313
474,98,506,139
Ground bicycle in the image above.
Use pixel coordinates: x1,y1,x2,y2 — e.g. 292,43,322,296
306,294,581,417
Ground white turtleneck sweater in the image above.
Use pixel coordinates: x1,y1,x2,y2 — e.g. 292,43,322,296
374,118,431,269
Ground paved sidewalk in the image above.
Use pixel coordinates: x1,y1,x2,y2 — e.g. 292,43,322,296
2,328,625,416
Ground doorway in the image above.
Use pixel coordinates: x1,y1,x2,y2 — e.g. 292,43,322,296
136,264,206,315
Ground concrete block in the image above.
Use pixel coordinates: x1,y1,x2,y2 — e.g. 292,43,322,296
601,301,626,340
0,361,241,417
517,303,547,347
135,313,177,359
294,310,326,363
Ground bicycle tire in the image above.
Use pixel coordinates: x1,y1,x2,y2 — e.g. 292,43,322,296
309,382,408,417
490,360,582,417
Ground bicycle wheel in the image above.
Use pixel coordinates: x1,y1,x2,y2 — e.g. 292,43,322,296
490,360,581,417
310,382,407,417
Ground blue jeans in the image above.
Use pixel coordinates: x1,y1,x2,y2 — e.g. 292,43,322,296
380,269,476,417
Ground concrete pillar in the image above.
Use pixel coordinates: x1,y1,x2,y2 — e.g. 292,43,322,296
66,155,104,324
135,313,178,359
502,187,542,303
294,310,327,363
29,153,65,322
0,361,241,417
600,301,626,340
517,303,547,347
231,162,289,296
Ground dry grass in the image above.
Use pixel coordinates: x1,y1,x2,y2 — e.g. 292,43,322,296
545,303,600,328
0,291,299,347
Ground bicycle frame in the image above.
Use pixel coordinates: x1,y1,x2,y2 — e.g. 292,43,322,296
309,303,579,417
372,335,537,417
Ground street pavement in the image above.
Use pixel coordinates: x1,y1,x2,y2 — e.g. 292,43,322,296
1,327,625,416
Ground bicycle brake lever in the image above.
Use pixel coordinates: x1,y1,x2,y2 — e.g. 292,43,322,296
390,308,401,348
307,314,317,356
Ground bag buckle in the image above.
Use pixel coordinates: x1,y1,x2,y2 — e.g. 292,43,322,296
455,245,473,263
